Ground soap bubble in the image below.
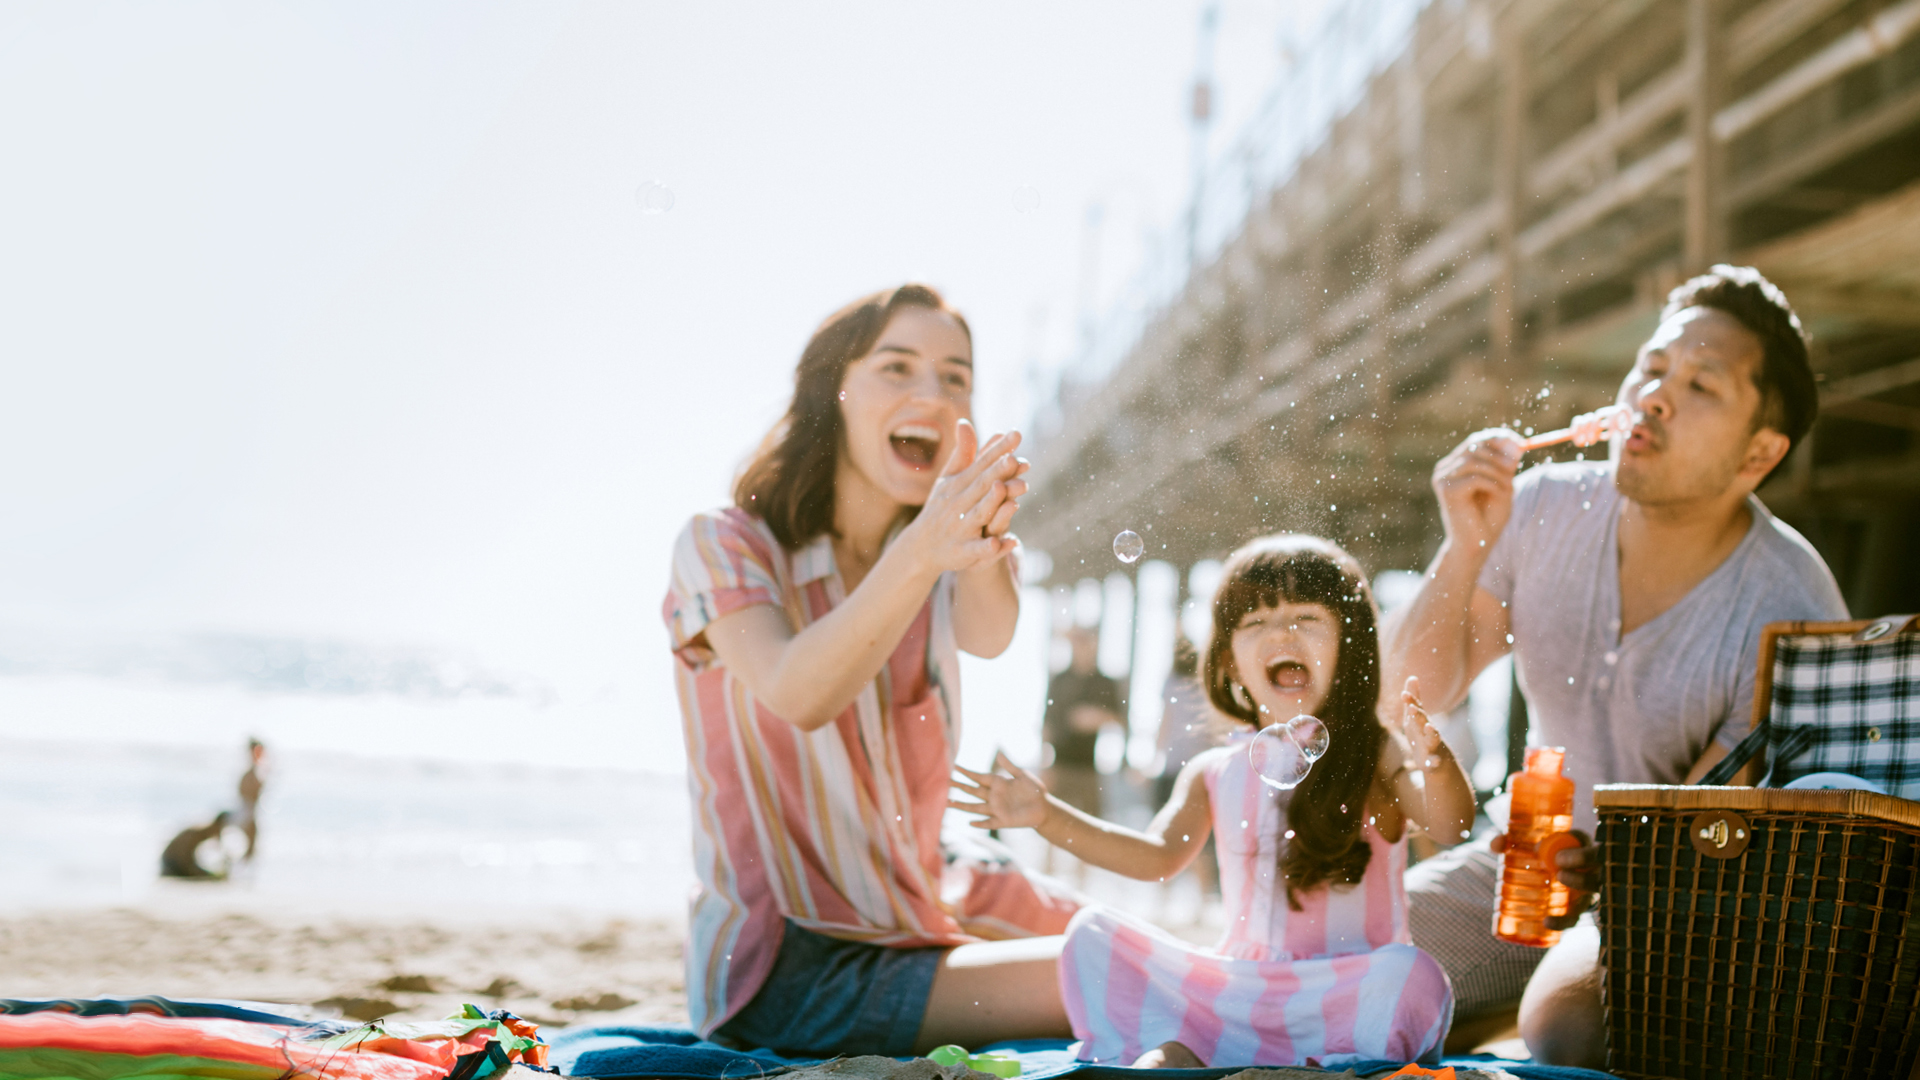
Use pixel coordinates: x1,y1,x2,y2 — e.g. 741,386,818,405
637,181,675,213
1112,530,1144,563
1011,185,1041,212
1287,714,1330,761
1250,724,1312,789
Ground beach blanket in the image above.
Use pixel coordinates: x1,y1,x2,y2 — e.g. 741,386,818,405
545,1026,1614,1080
0,999,549,1080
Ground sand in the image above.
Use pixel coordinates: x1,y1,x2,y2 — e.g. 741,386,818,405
0,889,687,1032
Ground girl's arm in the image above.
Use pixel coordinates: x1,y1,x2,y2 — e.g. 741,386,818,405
951,452,1029,658
704,429,1024,731
1379,676,1477,844
951,751,1214,883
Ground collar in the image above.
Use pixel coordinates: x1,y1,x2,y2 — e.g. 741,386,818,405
791,533,837,586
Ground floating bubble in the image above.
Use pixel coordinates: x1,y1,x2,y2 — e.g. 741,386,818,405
1250,724,1312,790
1112,529,1144,563
1011,185,1041,212
1287,714,1330,761
637,181,675,214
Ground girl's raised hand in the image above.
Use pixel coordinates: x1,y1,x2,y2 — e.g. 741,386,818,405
1400,676,1444,770
949,751,1050,831
905,419,1026,574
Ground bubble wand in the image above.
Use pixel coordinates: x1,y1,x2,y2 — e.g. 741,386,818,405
1519,404,1633,452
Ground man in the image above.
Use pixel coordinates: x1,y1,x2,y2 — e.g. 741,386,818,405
160,811,232,880
1042,626,1125,821
1381,266,1847,1066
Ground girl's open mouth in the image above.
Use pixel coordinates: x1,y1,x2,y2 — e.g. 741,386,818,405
1265,658,1312,692
889,423,941,469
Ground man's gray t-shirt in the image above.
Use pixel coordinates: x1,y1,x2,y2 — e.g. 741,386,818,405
1478,461,1847,831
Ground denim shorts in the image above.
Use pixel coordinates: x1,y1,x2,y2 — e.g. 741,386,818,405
712,920,947,1057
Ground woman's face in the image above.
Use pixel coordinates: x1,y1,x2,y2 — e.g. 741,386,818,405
836,306,974,508
1228,600,1340,722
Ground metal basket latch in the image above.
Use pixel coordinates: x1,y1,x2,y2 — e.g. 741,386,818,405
1689,811,1751,859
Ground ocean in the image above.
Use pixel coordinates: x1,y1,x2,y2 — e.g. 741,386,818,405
1,737,693,917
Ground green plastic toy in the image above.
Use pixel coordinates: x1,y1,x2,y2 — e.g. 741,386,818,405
926,1044,1021,1077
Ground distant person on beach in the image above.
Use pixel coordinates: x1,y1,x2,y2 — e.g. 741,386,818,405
665,284,1081,1058
1381,266,1846,1066
237,738,267,860
159,812,231,880
1041,626,1124,819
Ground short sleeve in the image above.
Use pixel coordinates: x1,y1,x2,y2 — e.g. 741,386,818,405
664,510,783,671
1476,465,1546,605
1716,650,1761,750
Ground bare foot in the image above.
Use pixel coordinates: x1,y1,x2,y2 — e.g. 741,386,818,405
1131,1041,1203,1068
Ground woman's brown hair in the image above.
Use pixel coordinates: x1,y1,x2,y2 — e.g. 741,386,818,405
734,284,971,549
1203,534,1382,910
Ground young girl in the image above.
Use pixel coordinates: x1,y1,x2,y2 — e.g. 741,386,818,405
665,285,1081,1059
953,534,1475,1068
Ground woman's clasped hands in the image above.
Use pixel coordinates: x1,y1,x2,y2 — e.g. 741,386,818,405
899,418,1029,574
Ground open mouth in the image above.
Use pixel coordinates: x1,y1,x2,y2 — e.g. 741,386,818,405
1265,658,1312,692
889,423,942,469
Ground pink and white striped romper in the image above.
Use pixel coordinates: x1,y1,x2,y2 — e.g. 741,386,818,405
1059,737,1454,1067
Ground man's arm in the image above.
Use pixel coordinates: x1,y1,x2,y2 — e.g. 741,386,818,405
1683,740,1758,785
1381,559,1513,714
1380,428,1524,712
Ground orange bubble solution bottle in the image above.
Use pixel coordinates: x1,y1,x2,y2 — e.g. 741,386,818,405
1494,746,1579,947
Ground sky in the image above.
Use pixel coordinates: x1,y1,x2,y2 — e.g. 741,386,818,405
0,1,1326,771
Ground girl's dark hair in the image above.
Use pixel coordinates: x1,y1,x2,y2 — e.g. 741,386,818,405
1203,534,1381,910
734,285,971,549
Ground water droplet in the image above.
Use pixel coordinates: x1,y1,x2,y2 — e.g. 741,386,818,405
636,180,675,213
1330,504,1337,511
1283,829,1295,839
1011,185,1041,212
1460,829,1472,840
1506,633,1515,644
1250,724,1311,789
1339,804,1348,814
1112,529,1144,563
1582,501,1592,510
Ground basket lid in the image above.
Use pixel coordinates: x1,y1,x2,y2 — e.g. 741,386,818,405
1594,783,1920,828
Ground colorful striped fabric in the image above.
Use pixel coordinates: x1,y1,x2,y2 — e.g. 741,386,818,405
1059,740,1453,1067
666,509,1080,1037
0,1012,447,1080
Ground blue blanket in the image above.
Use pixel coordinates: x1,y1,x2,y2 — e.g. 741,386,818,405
547,1026,1614,1080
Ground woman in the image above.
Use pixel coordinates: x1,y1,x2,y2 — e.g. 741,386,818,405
664,285,1079,1058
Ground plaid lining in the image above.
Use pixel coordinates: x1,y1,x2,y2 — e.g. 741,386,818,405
1766,629,1920,787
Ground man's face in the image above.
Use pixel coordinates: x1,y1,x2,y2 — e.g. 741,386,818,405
1611,306,1775,506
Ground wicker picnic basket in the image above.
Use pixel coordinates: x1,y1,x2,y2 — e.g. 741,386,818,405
1595,783,1920,1078
1594,614,1920,1077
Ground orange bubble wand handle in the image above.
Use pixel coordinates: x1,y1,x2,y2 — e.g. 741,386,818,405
1520,405,1631,452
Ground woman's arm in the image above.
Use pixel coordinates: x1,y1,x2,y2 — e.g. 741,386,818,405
950,752,1214,882
951,449,1029,658
1379,676,1477,844
705,430,1025,731
952,549,1022,658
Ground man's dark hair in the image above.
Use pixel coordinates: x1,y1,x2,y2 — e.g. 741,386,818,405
1659,264,1815,483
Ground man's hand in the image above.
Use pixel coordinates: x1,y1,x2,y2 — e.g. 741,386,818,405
1432,428,1524,554
1491,828,1597,931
